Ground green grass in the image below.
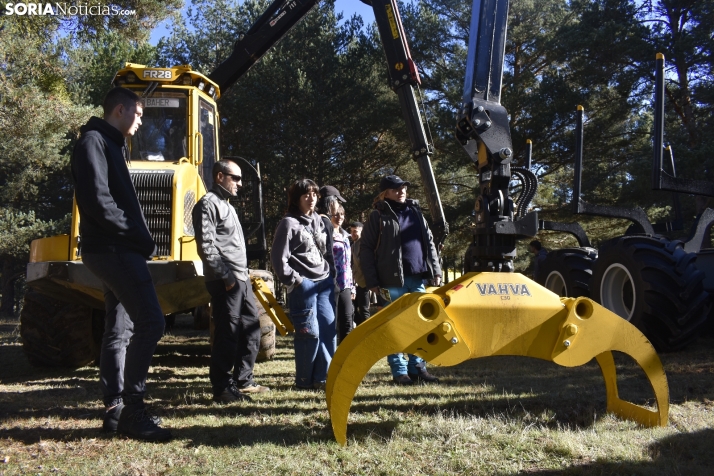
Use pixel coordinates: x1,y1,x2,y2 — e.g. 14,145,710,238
1,314,713,475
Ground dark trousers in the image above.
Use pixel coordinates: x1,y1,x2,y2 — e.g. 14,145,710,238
82,252,165,406
336,287,354,344
205,279,260,394
353,285,370,326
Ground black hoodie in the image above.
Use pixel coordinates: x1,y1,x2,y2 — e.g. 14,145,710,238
71,116,155,258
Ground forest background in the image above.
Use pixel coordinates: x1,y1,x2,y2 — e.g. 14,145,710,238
1,0,713,316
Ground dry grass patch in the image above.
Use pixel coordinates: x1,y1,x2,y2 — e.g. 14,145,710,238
1,314,713,475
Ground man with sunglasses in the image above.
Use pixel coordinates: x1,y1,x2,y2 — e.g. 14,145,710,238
192,159,269,403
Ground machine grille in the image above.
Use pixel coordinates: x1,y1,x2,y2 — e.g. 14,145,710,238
130,171,174,256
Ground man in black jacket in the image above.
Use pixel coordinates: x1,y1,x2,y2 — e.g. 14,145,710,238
359,175,442,385
72,87,171,442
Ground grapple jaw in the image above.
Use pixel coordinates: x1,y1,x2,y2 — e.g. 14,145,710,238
326,272,669,445
251,276,293,335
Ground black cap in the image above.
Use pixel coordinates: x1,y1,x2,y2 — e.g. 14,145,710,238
350,221,363,229
319,185,346,203
379,175,411,192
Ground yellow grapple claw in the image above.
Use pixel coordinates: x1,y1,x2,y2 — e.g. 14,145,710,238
251,276,293,335
326,272,669,445
326,292,472,445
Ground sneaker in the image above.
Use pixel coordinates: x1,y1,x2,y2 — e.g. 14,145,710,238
116,403,172,442
238,383,270,394
408,370,440,383
213,384,253,403
312,381,326,391
103,402,162,433
392,374,414,385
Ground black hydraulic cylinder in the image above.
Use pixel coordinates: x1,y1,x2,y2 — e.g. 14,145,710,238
372,0,449,247
461,0,509,106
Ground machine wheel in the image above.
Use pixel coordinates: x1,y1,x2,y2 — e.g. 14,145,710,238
164,313,176,332
538,247,597,298
193,304,211,330
207,271,277,362
591,235,711,352
251,269,277,363
20,290,103,367
256,309,276,362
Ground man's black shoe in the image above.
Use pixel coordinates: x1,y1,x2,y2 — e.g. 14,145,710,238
103,402,163,433
213,384,253,404
408,370,440,383
116,403,172,442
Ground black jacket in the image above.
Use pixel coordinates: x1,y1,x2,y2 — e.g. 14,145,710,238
359,199,441,289
71,117,155,258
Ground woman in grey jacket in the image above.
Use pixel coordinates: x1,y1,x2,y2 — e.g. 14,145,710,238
359,175,442,385
270,179,336,390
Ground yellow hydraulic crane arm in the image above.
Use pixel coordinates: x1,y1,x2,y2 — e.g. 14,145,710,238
326,273,669,445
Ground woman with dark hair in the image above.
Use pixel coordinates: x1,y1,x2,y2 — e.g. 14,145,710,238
326,199,355,343
270,179,336,390
315,185,354,343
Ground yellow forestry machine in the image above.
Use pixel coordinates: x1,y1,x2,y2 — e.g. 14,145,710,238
20,40,298,367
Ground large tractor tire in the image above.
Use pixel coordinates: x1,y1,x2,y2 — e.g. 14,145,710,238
20,290,103,367
538,247,597,298
193,304,211,330
251,269,277,363
208,270,277,362
591,235,711,352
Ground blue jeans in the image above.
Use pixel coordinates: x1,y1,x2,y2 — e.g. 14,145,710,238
288,276,336,387
82,252,165,405
385,275,427,378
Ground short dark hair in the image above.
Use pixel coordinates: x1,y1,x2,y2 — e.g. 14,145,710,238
318,195,340,215
287,179,319,215
529,240,542,250
212,159,238,182
103,87,142,117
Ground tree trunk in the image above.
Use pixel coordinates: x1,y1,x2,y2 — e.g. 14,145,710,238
0,257,19,316
665,3,699,147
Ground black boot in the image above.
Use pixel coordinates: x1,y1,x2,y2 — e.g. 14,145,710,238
103,402,163,433
102,402,124,433
117,401,172,442
408,369,440,384
213,383,253,403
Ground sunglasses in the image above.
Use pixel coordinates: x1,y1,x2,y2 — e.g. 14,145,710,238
226,173,242,182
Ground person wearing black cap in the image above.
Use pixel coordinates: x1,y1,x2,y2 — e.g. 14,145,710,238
359,175,442,384
349,221,370,326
